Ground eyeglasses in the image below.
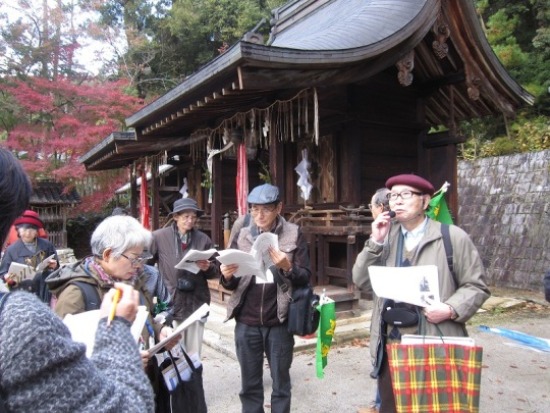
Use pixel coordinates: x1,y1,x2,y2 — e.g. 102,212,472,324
120,253,153,266
250,204,278,215
387,190,423,201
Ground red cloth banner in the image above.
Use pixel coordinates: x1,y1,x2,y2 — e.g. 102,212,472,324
140,169,150,229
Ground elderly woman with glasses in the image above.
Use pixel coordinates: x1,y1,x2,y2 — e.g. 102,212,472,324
46,215,177,372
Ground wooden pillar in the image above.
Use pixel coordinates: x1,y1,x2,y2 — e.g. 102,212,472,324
130,164,138,218
269,130,285,189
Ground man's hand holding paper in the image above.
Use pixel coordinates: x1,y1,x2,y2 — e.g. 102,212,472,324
368,265,440,307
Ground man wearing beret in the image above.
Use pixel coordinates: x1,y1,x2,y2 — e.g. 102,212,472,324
220,183,311,413
150,197,218,355
352,174,490,413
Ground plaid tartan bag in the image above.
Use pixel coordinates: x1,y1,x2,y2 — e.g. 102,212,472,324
386,341,483,413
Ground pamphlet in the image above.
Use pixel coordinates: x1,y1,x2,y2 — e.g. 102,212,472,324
7,254,56,283
368,265,440,307
215,232,278,282
64,306,149,358
174,248,218,273
7,262,36,282
147,303,210,355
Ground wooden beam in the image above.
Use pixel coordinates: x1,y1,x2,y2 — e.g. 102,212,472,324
423,131,467,148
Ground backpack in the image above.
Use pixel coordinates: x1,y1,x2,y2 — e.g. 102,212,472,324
71,281,101,311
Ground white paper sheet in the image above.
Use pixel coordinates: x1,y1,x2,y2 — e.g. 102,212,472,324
174,248,218,273
216,249,265,279
368,265,440,307
216,232,279,282
7,262,35,282
64,306,148,358
147,303,210,355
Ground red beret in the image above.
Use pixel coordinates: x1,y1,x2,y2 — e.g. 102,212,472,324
385,174,435,196
13,210,44,229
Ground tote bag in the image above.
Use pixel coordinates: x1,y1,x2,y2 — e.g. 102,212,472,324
156,348,207,413
386,340,483,413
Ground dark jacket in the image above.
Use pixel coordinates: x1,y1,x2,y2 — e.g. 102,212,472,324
150,225,218,321
0,238,59,278
221,215,311,324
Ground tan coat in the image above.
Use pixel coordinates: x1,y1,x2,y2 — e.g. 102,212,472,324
352,219,490,375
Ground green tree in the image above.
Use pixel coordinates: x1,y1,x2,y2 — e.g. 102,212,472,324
93,0,286,98
459,1,550,159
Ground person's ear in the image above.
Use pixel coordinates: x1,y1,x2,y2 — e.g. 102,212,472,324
102,248,113,262
422,195,430,210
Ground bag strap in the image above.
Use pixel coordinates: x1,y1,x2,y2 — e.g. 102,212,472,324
440,224,457,288
166,345,199,386
72,281,101,311
270,265,290,294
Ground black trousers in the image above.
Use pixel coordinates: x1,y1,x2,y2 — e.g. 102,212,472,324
234,322,294,413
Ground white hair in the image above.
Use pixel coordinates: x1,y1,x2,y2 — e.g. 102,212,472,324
90,215,152,257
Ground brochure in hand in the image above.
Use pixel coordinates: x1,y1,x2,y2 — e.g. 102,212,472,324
215,232,278,283
174,248,218,273
147,303,210,355
7,254,56,283
64,305,149,358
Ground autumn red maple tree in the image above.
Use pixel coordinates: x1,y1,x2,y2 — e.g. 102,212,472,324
0,76,144,212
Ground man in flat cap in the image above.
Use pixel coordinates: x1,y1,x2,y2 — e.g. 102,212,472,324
220,183,311,413
150,197,218,355
353,174,490,413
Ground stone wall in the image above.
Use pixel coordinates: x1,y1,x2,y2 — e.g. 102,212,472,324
457,150,549,291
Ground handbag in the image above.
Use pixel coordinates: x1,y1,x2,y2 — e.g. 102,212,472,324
386,319,483,413
177,276,196,292
271,266,320,336
156,347,207,413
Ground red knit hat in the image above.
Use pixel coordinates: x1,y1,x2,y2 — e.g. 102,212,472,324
385,174,435,196
13,210,44,229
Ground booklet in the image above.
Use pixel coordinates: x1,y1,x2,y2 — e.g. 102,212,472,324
215,232,279,283
64,306,149,358
147,302,210,355
174,248,218,273
7,262,36,282
7,254,56,283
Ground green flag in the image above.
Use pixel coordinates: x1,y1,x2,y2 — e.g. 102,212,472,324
316,297,336,379
427,182,454,225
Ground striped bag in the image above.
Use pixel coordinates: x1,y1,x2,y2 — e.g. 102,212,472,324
386,341,483,413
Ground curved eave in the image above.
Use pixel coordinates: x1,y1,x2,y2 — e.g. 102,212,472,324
126,0,440,131
445,0,533,110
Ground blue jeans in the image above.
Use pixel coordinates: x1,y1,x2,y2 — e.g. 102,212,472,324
235,322,294,413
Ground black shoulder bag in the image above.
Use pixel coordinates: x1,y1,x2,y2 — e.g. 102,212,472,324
156,346,207,413
272,266,320,336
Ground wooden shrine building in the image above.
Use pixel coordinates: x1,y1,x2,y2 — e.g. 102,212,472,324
81,0,532,313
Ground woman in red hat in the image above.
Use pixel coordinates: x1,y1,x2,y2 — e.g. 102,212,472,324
0,210,59,302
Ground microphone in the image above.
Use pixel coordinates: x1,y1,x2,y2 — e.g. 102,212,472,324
388,211,396,218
